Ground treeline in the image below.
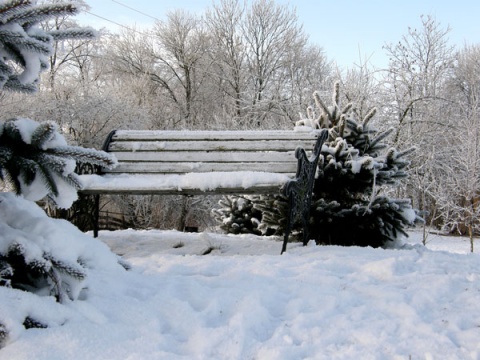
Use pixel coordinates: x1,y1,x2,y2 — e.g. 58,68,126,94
2,0,480,239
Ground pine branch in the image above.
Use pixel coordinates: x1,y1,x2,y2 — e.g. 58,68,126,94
306,105,314,120
331,81,340,120
7,242,25,257
333,81,340,106
3,118,26,140
23,152,69,196
362,107,377,126
0,60,13,77
313,90,331,119
30,121,56,149
36,162,59,196
26,258,51,275
341,102,353,116
66,172,83,190
0,29,51,55
0,322,8,348
49,27,96,41
23,316,47,329
4,3,77,27
47,267,64,302
344,118,360,132
0,146,13,166
35,153,71,177
17,156,38,186
338,114,346,137
48,146,117,169
4,76,38,92
1,41,25,66
28,30,51,43
369,127,394,150
0,259,13,287
0,172,18,193
396,146,416,159
0,0,31,24
45,254,86,280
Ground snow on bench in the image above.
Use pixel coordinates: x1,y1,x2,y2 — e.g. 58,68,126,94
79,129,325,195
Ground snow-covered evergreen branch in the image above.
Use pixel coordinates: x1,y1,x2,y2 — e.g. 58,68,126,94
0,118,117,208
0,0,94,93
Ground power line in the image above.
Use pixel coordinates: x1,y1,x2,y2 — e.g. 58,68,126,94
84,10,127,30
111,0,161,22
84,10,153,37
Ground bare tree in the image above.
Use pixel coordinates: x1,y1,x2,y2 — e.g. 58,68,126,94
277,43,332,124
383,15,456,225
108,11,213,129
338,58,384,123
206,0,331,128
206,0,246,120
384,15,455,141
435,44,480,251
152,10,213,127
241,0,308,126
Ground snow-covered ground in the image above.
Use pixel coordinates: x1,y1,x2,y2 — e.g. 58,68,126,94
1,224,480,360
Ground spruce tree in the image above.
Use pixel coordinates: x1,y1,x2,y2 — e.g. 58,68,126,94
213,193,289,237
0,0,118,339
303,82,418,247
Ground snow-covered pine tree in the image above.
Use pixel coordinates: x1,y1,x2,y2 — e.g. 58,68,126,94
0,0,119,340
213,193,290,237
302,82,419,247
213,196,263,235
253,193,289,236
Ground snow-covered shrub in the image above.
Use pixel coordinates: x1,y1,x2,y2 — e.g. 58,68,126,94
305,82,420,246
0,0,120,347
0,192,128,346
256,82,420,247
213,196,264,235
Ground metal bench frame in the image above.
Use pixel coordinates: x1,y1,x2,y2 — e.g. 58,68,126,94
79,129,328,253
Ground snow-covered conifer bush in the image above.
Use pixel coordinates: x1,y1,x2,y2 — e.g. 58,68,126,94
213,196,264,235
302,82,420,246
215,83,419,247
0,0,121,347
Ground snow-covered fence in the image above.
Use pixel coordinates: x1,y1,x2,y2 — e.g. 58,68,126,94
78,129,327,246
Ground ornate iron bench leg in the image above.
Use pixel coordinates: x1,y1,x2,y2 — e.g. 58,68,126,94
281,129,328,254
281,195,295,254
93,194,100,238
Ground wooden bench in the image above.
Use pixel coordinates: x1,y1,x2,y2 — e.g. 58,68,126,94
78,129,328,251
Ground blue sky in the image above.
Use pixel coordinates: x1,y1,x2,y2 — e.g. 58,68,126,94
77,0,480,70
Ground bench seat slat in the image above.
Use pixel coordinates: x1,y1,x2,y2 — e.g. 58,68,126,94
112,151,297,163
112,130,321,141
106,162,298,174
108,140,316,152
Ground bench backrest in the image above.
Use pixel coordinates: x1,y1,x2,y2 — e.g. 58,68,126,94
102,130,324,175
